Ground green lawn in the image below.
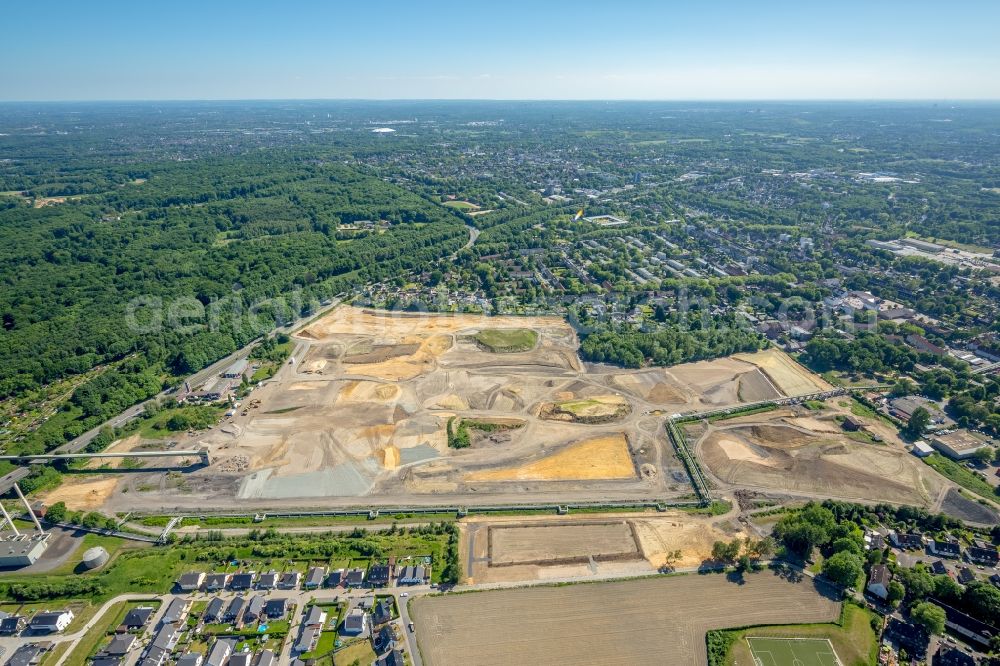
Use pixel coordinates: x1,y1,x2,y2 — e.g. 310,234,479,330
746,637,841,666
137,404,225,439
472,328,538,352
302,631,338,659
441,200,479,210
333,639,376,666
922,453,998,502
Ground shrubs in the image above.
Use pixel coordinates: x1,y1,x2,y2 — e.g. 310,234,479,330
8,578,105,601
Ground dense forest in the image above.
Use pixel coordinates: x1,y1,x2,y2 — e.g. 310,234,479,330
0,151,467,455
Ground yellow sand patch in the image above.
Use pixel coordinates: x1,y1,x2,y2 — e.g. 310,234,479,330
466,434,634,482
716,436,771,465
344,335,451,382
379,445,400,469
432,394,469,410
42,477,118,511
733,348,831,397
359,424,396,447
337,380,400,403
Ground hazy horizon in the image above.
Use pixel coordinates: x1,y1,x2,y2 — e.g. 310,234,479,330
3,0,999,102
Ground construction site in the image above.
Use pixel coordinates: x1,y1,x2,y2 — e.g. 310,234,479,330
687,397,987,517
50,307,840,513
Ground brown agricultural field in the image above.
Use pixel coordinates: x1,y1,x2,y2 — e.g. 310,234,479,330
411,571,841,666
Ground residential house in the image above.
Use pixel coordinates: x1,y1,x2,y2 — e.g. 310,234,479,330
91,658,121,666
374,624,395,652
398,565,427,585
230,572,255,591
222,597,246,624
244,595,266,623
863,531,885,551
264,598,289,620
148,624,181,652
203,597,225,623
934,646,976,666
342,608,366,635
302,605,326,629
204,639,234,666
140,646,170,666
5,645,46,666
305,566,326,589
889,531,924,550
278,572,301,590
376,649,405,666
0,615,27,634
368,564,391,586
866,565,890,599
372,600,393,626
958,568,977,585
175,655,204,666
160,598,190,625
254,650,276,666
122,606,154,630
204,573,230,592
293,627,319,655
228,654,252,666
885,618,928,660
257,572,278,590
177,572,206,592
293,607,326,654
345,568,365,587
967,542,999,566
325,569,343,588
930,560,948,575
930,599,998,648
103,633,137,656
929,539,962,559
28,610,74,633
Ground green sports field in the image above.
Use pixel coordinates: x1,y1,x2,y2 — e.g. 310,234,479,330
746,637,842,666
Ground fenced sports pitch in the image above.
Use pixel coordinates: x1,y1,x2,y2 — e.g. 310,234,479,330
746,637,842,666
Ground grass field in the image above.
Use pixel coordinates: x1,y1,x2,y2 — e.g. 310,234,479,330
922,453,998,502
472,328,538,352
722,604,877,666
746,638,841,666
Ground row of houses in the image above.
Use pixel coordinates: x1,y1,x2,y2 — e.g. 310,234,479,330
202,596,290,626
887,531,1000,566
0,609,74,636
178,562,431,593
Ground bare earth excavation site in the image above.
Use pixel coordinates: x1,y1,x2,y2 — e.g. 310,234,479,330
82,307,838,513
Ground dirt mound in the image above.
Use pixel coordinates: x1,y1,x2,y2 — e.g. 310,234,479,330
539,395,631,424
736,424,813,448
343,343,420,364
378,446,401,469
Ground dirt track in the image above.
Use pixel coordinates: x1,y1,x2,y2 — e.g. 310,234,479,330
411,571,841,666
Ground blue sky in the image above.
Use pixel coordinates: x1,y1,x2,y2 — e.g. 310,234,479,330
2,0,999,100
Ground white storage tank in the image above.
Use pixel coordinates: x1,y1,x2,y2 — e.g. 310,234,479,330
81,546,109,570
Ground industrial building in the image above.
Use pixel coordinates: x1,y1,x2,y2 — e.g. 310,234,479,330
0,483,50,567
929,430,993,460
